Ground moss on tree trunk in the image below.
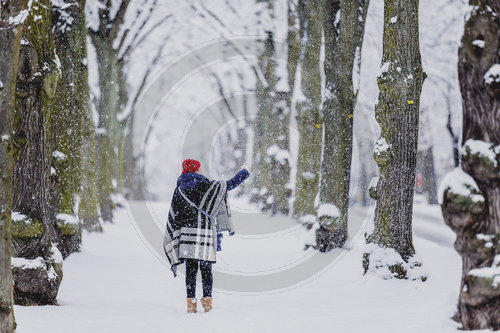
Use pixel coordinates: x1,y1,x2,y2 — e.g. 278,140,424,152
364,0,425,267
52,0,100,256
252,28,275,202
441,1,500,329
88,1,130,221
0,0,28,329
251,2,293,215
316,0,369,251
12,0,63,305
293,0,323,221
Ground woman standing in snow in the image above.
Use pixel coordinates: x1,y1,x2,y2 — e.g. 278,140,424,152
163,159,250,313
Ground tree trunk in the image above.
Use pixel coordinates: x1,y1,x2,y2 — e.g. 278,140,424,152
293,0,322,222
316,0,369,251
266,91,292,214
287,0,300,100
52,0,98,257
12,0,63,305
363,0,425,273
251,26,282,211
56,0,101,233
416,147,438,204
88,1,130,221
256,0,294,215
441,1,500,329
123,111,135,199
252,25,292,215
92,33,119,221
0,0,27,329
79,116,102,231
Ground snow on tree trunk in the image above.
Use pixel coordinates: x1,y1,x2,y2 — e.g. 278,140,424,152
316,0,369,251
52,0,100,257
440,1,500,329
54,0,102,233
0,0,27,329
11,0,63,305
293,0,322,222
252,30,276,206
251,2,293,215
287,0,300,101
363,0,425,276
266,91,292,214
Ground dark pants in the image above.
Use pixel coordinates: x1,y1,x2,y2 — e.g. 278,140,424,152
185,259,213,298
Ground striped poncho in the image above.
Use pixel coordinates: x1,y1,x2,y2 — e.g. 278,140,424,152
163,179,234,276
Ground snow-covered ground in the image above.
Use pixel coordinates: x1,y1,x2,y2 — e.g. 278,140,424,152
14,200,464,333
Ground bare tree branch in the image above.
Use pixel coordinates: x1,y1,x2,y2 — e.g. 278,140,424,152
120,14,172,59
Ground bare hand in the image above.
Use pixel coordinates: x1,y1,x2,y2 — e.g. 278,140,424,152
240,162,249,172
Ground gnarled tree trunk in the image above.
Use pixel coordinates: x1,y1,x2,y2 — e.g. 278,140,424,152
0,0,28,329
12,0,63,305
441,1,500,329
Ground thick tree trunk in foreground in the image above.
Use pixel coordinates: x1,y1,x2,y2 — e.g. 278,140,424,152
12,0,63,305
363,0,425,275
293,0,322,222
316,0,369,251
441,1,500,329
0,0,27,329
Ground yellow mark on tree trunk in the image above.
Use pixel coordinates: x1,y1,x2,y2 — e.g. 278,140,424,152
407,100,414,104
348,114,353,118
315,124,321,128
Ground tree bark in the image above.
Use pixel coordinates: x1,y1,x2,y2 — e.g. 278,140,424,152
88,0,130,221
251,3,293,215
441,1,500,329
293,0,323,222
12,0,63,305
316,0,369,251
52,0,100,257
251,30,276,206
266,91,291,214
364,0,425,268
0,0,27,329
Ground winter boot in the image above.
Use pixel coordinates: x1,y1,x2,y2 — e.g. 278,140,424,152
187,298,197,313
201,297,213,313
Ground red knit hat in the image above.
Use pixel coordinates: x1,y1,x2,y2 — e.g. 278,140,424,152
182,159,201,174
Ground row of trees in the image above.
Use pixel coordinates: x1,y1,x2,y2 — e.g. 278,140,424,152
0,0,155,330
250,1,499,329
250,0,424,267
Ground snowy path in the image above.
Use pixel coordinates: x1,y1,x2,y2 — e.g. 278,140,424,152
15,202,462,333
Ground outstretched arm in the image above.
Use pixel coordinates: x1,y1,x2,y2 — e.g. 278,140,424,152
227,164,250,191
